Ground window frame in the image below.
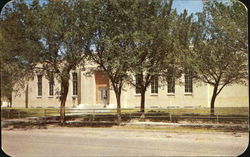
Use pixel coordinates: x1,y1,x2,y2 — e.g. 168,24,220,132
37,75,43,97
72,72,78,96
48,77,54,97
150,75,158,95
184,69,193,94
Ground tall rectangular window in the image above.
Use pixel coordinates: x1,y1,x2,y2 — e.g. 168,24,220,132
151,76,158,94
185,69,193,93
135,74,142,94
167,75,175,93
72,72,77,96
49,77,54,96
37,75,42,96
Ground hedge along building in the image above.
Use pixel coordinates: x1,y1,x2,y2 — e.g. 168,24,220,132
12,64,248,109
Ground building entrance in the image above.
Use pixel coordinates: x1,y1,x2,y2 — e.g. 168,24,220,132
95,71,110,106
98,87,109,105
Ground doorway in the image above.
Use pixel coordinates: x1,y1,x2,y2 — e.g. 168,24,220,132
95,71,110,106
98,87,109,105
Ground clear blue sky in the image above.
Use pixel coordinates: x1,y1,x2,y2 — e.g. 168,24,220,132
172,0,203,14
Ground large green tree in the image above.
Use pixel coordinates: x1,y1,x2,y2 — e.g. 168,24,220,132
0,0,92,124
88,0,193,118
128,0,181,115
189,0,248,115
38,0,92,124
0,0,41,106
87,0,138,124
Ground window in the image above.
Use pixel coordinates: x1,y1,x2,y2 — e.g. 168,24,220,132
167,75,175,93
185,69,193,93
49,77,54,96
151,76,158,94
37,75,42,96
72,72,77,96
135,74,142,94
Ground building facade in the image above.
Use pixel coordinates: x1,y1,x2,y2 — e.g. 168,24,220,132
12,68,248,109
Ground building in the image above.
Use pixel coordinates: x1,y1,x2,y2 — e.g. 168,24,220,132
1,96,11,107
12,67,248,109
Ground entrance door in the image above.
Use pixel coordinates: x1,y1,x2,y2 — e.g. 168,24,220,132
98,87,109,105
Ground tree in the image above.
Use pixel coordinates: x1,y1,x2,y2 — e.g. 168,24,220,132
189,0,247,115
87,0,137,124
0,0,41,106
0,0,92,124
128,0,179,115
37,0,93,124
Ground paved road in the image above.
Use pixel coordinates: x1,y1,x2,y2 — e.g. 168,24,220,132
2,127,248,156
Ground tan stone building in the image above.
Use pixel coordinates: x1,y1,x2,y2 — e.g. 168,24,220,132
12,67,248,109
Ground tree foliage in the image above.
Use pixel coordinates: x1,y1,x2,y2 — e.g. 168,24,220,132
128,0,191,114
1,0,247,120
0,0,41,104
87,0,139,123
0,0,92,123
189,0,247,115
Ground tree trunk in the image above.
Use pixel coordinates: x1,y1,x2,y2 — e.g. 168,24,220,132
210,85,218,116
25,84,28,108
140,88,146,118
60,81,69,125
60,98,66,125
115,91,122,125
110,79,123,125
9,95,12,108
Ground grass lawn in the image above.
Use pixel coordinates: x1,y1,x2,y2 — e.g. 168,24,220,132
1,107,70,118
92,107,249,116
145,107,249,116
1,107,248,119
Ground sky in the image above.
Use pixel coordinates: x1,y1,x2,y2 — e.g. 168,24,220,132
1,0,204,17
172,0,203,15
4,0,204,12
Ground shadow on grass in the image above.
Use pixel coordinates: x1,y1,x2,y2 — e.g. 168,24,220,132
2,110,248,132
3,120,248,133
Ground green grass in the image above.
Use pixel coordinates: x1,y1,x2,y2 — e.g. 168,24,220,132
121,108,140,113
1,107,248,119
145,107,249,116
1,107,70,118
101,107,248,116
